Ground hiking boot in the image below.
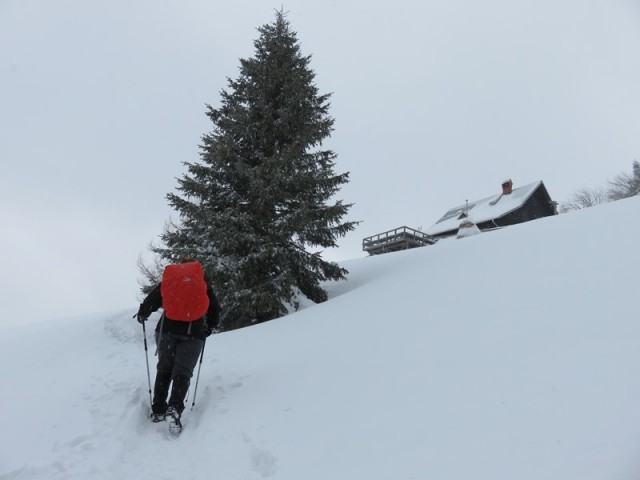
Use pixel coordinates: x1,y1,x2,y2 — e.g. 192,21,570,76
150,411,166,423
167,406,182,436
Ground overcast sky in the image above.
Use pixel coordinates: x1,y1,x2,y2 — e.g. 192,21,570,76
2,0,639,326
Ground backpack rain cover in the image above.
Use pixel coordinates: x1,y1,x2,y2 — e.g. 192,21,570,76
161,262,210,321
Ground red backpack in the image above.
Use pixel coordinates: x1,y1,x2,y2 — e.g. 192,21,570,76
161,262,210,321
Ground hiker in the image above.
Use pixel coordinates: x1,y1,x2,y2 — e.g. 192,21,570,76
135,259,221,433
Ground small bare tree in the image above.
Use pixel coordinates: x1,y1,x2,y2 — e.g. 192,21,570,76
137,247,165,295
607,160,640,201
560,187,609,212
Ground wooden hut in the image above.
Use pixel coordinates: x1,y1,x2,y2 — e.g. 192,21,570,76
426,179,557,239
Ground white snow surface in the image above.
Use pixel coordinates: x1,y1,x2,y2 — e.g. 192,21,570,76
456,219,482,239
2,196,640,480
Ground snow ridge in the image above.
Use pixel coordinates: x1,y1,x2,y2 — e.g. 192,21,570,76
1,197,640,480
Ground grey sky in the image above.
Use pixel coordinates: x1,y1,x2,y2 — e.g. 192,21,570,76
2,0,639,326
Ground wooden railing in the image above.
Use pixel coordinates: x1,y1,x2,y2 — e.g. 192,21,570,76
362,226,435,255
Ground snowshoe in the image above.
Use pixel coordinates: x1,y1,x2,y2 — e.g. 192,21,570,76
167,407,182,436
150,412,166,423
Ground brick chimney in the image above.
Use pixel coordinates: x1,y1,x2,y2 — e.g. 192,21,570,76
502,179,513,195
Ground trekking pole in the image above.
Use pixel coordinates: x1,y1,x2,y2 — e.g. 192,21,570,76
140,319,153,410
191,338,207,410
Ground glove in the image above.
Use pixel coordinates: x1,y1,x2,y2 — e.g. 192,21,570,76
204,325,219,337
134,305,148,324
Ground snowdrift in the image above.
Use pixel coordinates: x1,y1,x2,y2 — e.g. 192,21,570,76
1,196,640,480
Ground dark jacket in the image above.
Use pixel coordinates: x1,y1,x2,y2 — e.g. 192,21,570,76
139,282,221,340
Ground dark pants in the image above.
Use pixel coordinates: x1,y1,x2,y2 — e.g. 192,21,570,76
152,332,204,415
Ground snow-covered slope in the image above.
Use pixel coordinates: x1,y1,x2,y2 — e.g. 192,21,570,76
2,196,639,480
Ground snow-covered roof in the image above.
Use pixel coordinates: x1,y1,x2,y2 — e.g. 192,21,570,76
426,181,543,236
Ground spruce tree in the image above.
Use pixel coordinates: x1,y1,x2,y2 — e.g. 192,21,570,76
153,11,357,330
